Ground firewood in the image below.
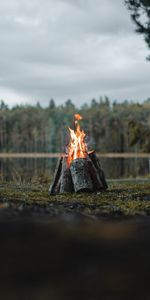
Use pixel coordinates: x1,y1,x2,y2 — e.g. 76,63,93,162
60,157,74,193
70,158,93,193
87,157,103,191
49,156,63,194
54,177,61,194
89,151,108,189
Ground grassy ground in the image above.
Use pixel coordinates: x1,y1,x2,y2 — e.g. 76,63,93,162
0,180,150,218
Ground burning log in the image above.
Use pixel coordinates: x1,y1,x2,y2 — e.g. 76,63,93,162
70,158,93,193
49,114,108,194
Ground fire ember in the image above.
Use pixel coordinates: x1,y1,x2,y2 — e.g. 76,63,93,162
49,114,108,194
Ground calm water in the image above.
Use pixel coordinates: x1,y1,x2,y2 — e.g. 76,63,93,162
0,157,149,181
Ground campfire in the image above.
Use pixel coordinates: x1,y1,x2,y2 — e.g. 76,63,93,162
49,114,108,194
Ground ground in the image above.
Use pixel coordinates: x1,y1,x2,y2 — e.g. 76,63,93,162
0,180,150,217
0,180,150,300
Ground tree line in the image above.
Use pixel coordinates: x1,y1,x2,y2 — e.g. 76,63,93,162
0,97,150,154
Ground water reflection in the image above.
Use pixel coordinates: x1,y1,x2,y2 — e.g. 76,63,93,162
0,157,149,181
0,158,57,181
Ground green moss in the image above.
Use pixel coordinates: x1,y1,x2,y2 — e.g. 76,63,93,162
0,181,150,217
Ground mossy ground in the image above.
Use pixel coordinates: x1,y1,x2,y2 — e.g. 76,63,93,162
0,180,150,218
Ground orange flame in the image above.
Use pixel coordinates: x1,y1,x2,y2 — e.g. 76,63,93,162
67,114,87,166
74,114,82,121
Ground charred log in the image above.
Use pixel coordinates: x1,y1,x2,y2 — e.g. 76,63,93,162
87,157,103,191
49,156,63,194
89,151,108,190
60,157,74,193
54,177,61,194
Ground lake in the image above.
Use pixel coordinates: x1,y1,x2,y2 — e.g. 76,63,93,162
0,156,149,181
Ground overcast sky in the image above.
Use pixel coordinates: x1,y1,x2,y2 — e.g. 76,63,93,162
0,0,150,107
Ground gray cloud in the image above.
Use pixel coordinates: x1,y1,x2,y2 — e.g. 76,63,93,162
0,0,150,106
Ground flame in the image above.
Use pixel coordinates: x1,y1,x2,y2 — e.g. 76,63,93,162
67,114,87,166
74,114,82,121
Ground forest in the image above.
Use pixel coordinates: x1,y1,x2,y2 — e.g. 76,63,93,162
0,97,150,154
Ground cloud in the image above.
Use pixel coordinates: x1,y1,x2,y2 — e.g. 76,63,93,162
0,0,149,107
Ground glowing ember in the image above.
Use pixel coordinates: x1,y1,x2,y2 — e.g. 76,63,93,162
67,114,88,166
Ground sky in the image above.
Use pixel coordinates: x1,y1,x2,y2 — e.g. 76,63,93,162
0,0,150,107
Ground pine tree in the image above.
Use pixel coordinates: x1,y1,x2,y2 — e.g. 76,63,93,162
125,0,150,60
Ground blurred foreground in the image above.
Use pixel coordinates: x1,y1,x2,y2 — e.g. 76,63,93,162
0,211,150,300
0,182,150,299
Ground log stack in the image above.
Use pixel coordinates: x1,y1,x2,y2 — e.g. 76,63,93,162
49,151,108,194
